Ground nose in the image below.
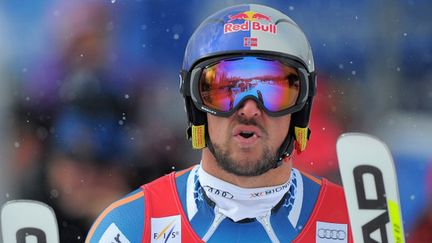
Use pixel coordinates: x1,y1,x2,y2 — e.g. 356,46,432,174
238,99,262,118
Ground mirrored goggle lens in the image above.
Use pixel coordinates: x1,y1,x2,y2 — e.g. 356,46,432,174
199,57,301,113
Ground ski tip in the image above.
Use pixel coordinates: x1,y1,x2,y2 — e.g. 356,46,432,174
1,199,55,213
337,132,388,147
1,200,59,243
338,132,382,142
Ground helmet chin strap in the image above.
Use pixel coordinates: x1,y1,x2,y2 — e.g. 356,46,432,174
274,132,295,168
205,129,216,156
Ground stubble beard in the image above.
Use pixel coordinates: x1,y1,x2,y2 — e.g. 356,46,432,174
209,117,278,177
211,143,278,176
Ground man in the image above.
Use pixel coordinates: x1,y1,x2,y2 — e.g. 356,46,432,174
86,4,353,242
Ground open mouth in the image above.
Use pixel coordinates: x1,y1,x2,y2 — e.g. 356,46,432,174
239,131,255,138
232,125,262,147
233,125,262,139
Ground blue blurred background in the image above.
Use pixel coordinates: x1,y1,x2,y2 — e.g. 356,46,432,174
0,0,431,242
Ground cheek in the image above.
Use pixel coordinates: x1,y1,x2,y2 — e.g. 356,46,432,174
207,115,223,142
270,117,291,144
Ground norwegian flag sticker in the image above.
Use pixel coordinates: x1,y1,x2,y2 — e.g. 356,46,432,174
243,37,258,47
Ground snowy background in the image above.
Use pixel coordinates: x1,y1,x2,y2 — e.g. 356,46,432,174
0,0,431,241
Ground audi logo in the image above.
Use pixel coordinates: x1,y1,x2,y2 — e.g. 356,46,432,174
203,185,234,199
317,228,346,240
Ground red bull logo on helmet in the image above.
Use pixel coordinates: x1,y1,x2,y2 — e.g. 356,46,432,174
227,11,272,22
224,11,277,34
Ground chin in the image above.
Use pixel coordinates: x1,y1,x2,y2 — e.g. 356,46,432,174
233,152,262,163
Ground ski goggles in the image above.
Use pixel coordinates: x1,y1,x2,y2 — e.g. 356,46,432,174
189,55,310,117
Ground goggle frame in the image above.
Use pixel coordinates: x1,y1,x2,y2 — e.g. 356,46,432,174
188,53,311,117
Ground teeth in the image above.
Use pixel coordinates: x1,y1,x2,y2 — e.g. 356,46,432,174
240,132,254,138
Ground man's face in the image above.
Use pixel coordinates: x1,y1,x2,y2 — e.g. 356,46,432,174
207,99,291,176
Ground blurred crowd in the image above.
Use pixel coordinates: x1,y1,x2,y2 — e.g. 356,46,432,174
0,0,430,242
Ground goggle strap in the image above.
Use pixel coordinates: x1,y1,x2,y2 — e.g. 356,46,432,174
179,69,190,96
185,95,208,149
191,124,206,149
294,126,311,153
186,126,192,140
309,71,317,96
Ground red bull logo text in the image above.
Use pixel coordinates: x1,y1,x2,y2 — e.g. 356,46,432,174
224,11,277,34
